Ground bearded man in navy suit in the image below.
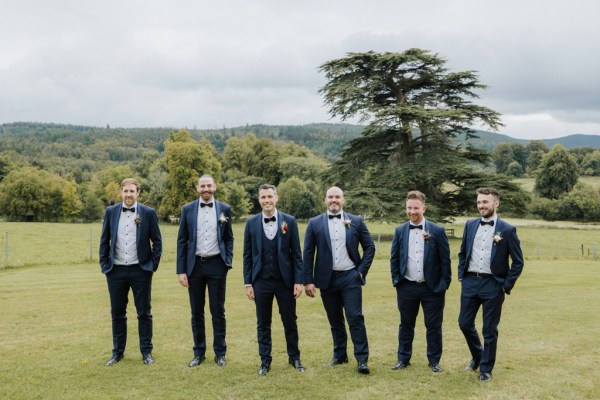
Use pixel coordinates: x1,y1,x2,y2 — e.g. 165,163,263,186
390,190,451,373
99,178,162,366
177,175,234,368
243,184,305,376
458,187,524,382
303,186,375,374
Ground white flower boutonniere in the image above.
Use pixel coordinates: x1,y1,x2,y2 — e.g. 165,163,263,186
218,212,229,225
493,232,503,245
423,231,431,241
281,221,289,235
343,219,352,229
134,215,142,227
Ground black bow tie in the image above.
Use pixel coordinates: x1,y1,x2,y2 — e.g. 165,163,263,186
264,216,276,223
480,220,494,226
200,202,213,208
329,214,342,219
409,224,423,230
122,207,135,213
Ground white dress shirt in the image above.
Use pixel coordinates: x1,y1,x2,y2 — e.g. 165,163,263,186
195,199,220,256
406,220,426,282
468,217,498,274
114,202,140,265
327,210,355,271
262,210,278,241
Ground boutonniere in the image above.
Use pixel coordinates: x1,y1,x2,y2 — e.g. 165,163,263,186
134,215,142,227
423,231,431,241
493,232,502,244
281,221,289,234
218,212,229,225
343,218,352,229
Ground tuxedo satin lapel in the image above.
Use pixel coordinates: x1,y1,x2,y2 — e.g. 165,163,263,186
401,223,410,274
255,215,263,252
423,221,430,261
490,218,502,261
322,213,332,254
111,206,120,245
467,220,478,260
215,202,222,243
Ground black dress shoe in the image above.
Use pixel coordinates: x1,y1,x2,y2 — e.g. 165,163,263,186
464,359,480,372
479,372,492,381
326,357,349,366
142,353,155,365
105,354,123,367
258,364,270,376
357,362,370,374
214,356,227,366
428,363,442,373
391,360,410,370
289,358,306,372
188,355,206,368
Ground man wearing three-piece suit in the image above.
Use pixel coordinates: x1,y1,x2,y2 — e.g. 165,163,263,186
390,190,451,373
177,175,234,368
458,187,524,382
99,178,162,366
243,184,305,376
303,186,375,374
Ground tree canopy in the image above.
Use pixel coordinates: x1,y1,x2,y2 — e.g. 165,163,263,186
319,49,528,221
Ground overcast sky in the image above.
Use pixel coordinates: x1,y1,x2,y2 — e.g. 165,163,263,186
1,0,599,140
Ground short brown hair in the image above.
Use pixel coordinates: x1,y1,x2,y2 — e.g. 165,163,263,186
406,190,426,203
476,187,499,199
259,184,277,195
121,178,141,193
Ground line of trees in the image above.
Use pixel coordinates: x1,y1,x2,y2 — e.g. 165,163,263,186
1,49,599,223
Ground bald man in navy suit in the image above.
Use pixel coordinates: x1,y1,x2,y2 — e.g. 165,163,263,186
303,186,375,374
458,187,524,382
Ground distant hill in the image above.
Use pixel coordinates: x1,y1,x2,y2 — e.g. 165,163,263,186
456,130,600,151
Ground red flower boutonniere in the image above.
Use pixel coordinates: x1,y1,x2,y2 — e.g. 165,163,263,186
281,221,289,235
423,231,431,241
134,215,142,227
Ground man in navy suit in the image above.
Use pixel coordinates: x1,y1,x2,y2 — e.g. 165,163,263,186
177,175,234,368
390,190,451,373
99,178,162,366
303,186,375,374
458,187,524,382
243,184,305,376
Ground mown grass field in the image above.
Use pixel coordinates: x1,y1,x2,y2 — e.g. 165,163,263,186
1,221,599,399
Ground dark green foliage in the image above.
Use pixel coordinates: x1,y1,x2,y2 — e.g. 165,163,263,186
535,144,579,199
319,49,528,221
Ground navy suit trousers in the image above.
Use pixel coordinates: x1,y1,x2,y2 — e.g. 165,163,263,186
320,269,369,363
187,256,228,357
106,264,153,356
253,276,300,365
396,280,445,364
458,274,505,374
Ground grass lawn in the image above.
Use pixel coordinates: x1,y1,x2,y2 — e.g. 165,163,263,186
0,222,599,399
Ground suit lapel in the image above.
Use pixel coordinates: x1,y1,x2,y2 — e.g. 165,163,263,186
214,201,222,243
491,218,501,261
401,223,410,274
255,214,263,252
111,205,121,246
323,213,332,254
467,219,478,260
422,220,430,264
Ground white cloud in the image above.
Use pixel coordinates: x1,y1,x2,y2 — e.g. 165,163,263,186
1,0,600,140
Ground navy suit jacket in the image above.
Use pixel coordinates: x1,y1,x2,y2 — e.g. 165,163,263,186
99,203,162,274
390,220,451,293
303,212,375,289
176,200,234,276
458,217,524,293
243,211,303,288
